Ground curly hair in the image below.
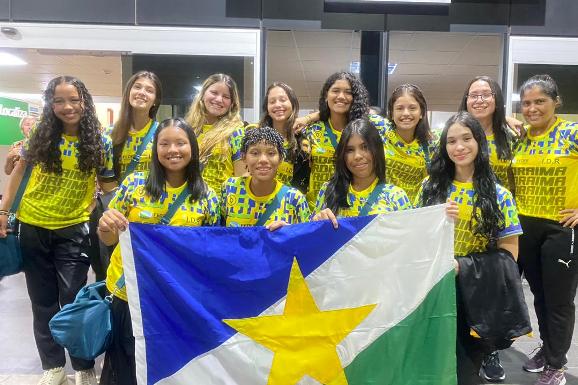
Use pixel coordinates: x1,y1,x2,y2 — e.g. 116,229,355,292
318,72,369,123
421,111,505,240
241,126,285,161
458,76,513,161
387,83,433,149
145,118,207,203
323,118,385,214
26,76,103,174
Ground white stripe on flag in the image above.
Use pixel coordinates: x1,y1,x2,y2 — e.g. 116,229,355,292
152,205,454,385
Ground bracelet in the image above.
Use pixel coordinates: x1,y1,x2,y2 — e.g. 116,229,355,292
0,210,10,216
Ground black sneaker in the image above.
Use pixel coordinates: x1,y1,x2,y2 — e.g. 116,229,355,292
480,351,506,382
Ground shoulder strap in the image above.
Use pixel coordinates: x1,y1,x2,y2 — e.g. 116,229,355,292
159,187,190,225
10,164,33,212
359,182,385,217
122,121,158,181
255,185,289,227
324,121,339,149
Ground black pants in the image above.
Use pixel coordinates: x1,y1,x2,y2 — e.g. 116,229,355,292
518,215,578,369
456,282,485,385
88,191,116,281
100,297,136,385
20,221,94,371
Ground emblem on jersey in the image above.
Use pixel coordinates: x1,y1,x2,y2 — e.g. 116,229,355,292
227,194,238,207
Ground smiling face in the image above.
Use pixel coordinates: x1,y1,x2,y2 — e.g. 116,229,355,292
521,86,558,132
157,125,192,174
129,77,157,114
466,80,496,125
326,79,353,116
392,93,422,137
446,123,478,169
267,86,293,124
243,141,281,184
345,133,375,182
52,83,83,133
20,117,35,137
202,81,232,120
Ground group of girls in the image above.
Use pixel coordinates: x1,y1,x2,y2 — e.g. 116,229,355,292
0,67,575,385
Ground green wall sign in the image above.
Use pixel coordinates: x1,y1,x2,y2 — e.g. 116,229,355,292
0,96,30,146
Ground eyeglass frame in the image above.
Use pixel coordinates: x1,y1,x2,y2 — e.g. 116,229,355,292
466,93,495,102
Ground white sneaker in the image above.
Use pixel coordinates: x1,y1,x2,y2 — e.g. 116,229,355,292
75,368,97,385
38,367,67,385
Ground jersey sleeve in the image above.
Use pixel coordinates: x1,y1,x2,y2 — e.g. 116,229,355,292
313,182,330,214
204,188,221,226
229,125,246,162
109,173,137,216
391,187,413,210
292,190,311,223
99,134,115,178
496,185,523,239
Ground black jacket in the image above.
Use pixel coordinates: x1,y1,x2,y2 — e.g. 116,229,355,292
456,248,532,351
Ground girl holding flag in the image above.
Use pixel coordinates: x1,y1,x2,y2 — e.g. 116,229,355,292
415,111,522,385
220,126,310,230
97,118,220,385
313,118,411,226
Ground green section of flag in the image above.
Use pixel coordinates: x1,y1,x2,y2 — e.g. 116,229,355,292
0,97,29,145
345,271,457,385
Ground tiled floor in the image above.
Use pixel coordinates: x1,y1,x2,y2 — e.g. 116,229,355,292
0,273,576,385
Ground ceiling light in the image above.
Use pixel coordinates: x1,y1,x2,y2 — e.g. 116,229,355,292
0,52,27,66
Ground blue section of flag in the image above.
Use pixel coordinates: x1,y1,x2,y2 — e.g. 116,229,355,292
128,216,374,384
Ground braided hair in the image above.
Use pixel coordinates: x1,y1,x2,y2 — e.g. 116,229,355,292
241,126,285,160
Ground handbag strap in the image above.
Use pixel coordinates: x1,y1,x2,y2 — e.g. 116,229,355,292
10,164,32,212
324,121,339,149
359,182,385,217
255,185,289,226
159,187,190,225
121,121,158,181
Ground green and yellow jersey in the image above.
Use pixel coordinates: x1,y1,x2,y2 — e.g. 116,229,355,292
106,171,220,301
220,176,310,227
18,133,114,230
103,119,156,180
415,179,523,256
304,114,387,208
198,124,246,194
314,177,412,217
512,118,578,221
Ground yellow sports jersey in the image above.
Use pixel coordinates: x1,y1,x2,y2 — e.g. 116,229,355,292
220,176,310,227
314,177,412,217
486,133,513,192
103,120,156,180
380,122,437,203
415,180,522,256
198,124,246,194
18,134,114,230
245,123,294,186
305,114,387,208
511,118,578,221
106,172,220,301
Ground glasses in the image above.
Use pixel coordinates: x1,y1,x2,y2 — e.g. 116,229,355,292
52,98,81,107
467,93,494,102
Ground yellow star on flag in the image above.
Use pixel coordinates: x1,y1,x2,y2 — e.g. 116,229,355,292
223,258,376,385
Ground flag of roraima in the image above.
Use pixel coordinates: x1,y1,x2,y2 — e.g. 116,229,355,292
120,204,456,385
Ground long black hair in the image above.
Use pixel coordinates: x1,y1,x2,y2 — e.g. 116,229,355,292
323,118,385,214
387,83,432,149
421,111,504,239
145,118,207,203
459,76,512,161
318,72,369,123
26,76,103,174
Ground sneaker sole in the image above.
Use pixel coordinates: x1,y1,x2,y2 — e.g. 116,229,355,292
479,368,506,382
522,366,544,373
